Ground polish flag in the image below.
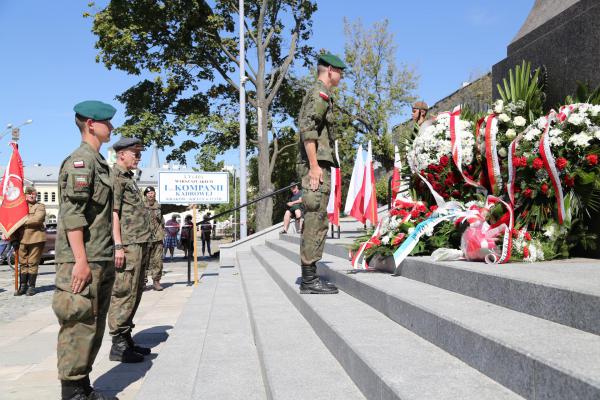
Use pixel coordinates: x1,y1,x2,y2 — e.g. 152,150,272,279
327,141,342,226
344,144,365,223
363,141,378,225
0,142,29,237
391,145,402,201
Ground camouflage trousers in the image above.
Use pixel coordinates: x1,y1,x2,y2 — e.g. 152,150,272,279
145,240,163,281
18,242,44,275
53,261,115,381
298,163,331,266
108,243,149,336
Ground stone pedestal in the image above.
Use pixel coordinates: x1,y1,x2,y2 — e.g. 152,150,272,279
493,0,600,108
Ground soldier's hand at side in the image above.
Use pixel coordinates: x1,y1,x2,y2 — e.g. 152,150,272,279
309,166,323,191
71,260,91,294
115,249,125,269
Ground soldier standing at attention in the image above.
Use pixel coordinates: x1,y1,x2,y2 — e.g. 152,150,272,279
296,52,345,294
53,100,118,400
15,187,46,296
143,186,164,291
107,138,153,363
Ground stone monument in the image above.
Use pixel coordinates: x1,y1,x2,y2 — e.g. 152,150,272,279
492,0,600,108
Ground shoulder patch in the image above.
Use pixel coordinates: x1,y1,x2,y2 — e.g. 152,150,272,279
73,160,85,168
319,91,329,101
73,174,90,191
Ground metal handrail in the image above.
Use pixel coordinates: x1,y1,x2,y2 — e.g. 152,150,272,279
198,182,299,224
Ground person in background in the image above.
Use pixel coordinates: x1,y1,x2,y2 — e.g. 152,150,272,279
143,186,164,291
163,215,179,260
180,215,193,259
16,186,46,296
281,184,303,234
200,213,212,257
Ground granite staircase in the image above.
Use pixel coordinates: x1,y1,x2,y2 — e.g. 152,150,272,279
137,216,600,400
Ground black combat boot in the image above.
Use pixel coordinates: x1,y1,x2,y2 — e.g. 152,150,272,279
124,331,151,355
300,265,338,294
14,273,28,296
109,334,144,363
61,379,89,400
26,273,37,296
87,390,120,400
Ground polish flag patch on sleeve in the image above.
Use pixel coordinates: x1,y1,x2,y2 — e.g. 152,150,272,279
319,91,329,101
73,160,85,168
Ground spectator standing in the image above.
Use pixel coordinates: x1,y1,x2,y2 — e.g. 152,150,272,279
16,187,46,296
180,215,193,259
163,215,179,260
200,213,212,257
144,186,164,291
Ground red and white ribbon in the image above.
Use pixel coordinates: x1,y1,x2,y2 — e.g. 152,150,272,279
351,220,383,270
485,196,513,264
445,106,481,189
483,115,503,195
557,104,575,122
539,111,567,224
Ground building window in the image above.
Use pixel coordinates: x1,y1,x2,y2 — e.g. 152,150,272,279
51,192,56,203
37,192,41,202
43,192,48,202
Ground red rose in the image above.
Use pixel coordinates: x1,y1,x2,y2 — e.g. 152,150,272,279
541,183,549,194
586,154,598,166
392,233,406,246
556,157,568,171
532,158,544,170
410,209,420,219
521,156,528,167
433,182,442,191
399,210,409,218
439,155,449,166
524,232,532,241
523,188,533,198
371,237,381,246
523,246,530,258
512,229,520,238
442,192,450,199
430,205,438,212
451,190,460,197
424,212,431,218
564,175,575,187
427,173,435,182
416,203,427,212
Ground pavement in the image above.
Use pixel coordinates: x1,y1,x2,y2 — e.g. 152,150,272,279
0,250,217,400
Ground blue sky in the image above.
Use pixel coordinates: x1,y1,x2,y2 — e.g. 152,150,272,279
0,0,534,169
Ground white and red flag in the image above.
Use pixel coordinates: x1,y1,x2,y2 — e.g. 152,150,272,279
391,145,402,201
0,142,29,237
327,140,342,226
363,141,378,225
344,144,365,223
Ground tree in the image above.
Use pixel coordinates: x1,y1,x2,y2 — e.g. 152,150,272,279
337,18,417,171
88,0,317,230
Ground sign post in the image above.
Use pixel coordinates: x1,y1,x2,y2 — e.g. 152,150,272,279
158,171,229,287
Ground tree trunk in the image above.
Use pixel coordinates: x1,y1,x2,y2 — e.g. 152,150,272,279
255,104,273,231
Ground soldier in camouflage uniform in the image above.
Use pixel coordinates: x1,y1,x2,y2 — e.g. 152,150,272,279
296,52,346,294
107,138,153,363
143,186,165,291
397,101,429,162
53,100,118,400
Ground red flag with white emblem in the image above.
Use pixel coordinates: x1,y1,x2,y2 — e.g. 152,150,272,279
0,142,29,237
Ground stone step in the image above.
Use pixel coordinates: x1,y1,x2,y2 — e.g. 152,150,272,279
277,233,600,335
266,239,600,400
135,260,266,400
251,245,523,400
236,250,365,400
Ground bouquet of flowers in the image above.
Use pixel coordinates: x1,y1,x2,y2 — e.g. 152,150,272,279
407,109,478,202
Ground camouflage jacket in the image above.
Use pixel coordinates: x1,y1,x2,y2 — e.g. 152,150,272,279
144,199,164,242
113,164,152,245
56,141,114,263
297,79,338,167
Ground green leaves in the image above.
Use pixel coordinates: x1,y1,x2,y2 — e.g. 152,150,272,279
496,60,545,123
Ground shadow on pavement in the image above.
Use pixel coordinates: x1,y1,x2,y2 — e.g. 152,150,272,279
32,284,55,294
93,325,173,394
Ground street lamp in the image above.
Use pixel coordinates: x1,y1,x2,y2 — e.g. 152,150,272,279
1,119,33,143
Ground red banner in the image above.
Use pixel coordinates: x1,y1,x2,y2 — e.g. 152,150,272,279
0,142,29,237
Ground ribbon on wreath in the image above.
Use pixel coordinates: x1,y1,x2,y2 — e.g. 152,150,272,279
484,196,514,264
539,111,567,224
483,115,503,195
507,130,523,206
350,220,382,270
446,106,482,189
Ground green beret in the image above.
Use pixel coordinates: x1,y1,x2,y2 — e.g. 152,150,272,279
318,52,346,69
24,186,36,194
113,137,143,152
73,100,117,121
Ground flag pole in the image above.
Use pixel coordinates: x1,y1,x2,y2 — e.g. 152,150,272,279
14,248,19,291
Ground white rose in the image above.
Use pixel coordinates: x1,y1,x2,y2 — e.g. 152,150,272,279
505,129,517,139
498,113,511,123
513,116,527,127
568,113,584,126
493,100,504,114
498,148,508,158
524,128,541,142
